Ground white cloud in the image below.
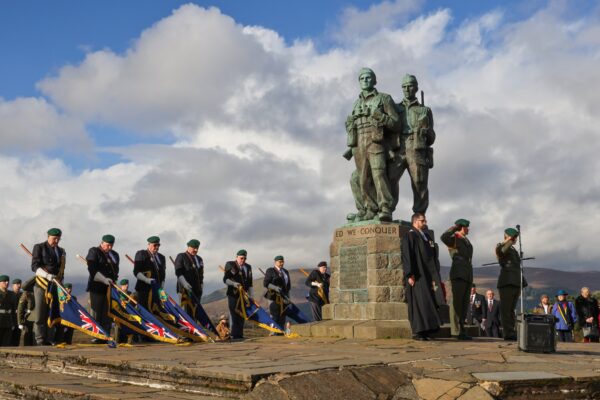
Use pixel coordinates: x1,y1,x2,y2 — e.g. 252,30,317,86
2,2,600,292
0,97,90,152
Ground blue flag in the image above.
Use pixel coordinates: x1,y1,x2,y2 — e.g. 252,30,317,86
234,287,284,334
48,282,116,347
180,290,218,336
149,282,211,342
107,286,180,344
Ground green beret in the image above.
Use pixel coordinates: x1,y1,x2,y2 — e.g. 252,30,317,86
504,228,519,237
147,236,160,244
119,279,129,285
274,255,284,261
64,283,72,289
12,279,21,284
187,239,200,248
0,275,9,282
237,249,247,257
102,234,115,244
455,219,470,227
47,228,62,236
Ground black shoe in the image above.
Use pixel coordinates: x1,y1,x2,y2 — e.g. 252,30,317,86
457,333,473,340
413,334,430,341
504,335,517,341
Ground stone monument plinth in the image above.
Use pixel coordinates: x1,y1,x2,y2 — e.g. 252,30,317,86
292,222,416,339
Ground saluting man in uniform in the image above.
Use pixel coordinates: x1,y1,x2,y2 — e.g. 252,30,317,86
305,261,330,321
174,239,204,313
86,234,119,338
496,227,523,341
134,236,166,310
0,275,18,346
441,219,473,340
31,228,65,345
223,249,254,340
263,255,292,331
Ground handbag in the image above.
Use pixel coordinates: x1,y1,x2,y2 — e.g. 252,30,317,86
582,324,599,338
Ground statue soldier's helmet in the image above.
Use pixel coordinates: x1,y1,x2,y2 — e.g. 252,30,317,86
401,74,418,87
358,67,377,85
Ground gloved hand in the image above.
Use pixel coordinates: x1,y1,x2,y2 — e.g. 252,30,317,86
268,284,281,293
35,268,54,280
178,276,192,291
136,273,154,285
225,279,241,288
18,325,23,330
103,277,113,286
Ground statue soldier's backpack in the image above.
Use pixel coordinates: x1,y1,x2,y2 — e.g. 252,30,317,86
517,313,556,353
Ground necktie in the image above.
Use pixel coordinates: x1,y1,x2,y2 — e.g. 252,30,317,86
488,301,493,311
471,295,475,304
55,247,60,260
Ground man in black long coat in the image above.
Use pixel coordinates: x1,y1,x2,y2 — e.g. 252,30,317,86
401,213,443,340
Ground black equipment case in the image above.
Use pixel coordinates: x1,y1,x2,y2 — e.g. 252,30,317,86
517,313,556,353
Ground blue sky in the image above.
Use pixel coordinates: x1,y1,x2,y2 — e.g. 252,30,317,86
1,0,599,290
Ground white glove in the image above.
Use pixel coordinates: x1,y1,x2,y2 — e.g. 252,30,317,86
160,281,165,288
178,276,192,291
311,281,322,288
94,272,113,286
18,325,23,330
268,284,281,293
248,287,255,298
136,272,154,285
35,268,54,280
225,279,240,288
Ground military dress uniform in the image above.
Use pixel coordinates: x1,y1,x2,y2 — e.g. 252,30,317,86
86,237,120,334
133,237,166,311
263,257,292,330
0,276,18,346
174,240,204,315
305,264,330,321
347,70,400,221
388,76,435,214
223,250,253,340
10,279,24,346
17,290,35,346
30,229,65,345
496,228,525,340
440,219,473,338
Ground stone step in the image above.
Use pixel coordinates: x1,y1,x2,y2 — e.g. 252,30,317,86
0,365,230,399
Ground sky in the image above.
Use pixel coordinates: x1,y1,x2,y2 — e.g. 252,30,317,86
1,0,599,295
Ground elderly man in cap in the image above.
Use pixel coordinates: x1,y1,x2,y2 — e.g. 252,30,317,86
85,235,119,340
10,278,23,346
134,236,166,310
263,255,292,331
388,74,435,215
305,261,330,321
441,218,474,340
223,249,254,340
495,227,524,341
0,275,18,346
31,227,65,345
345,67,399,223
174,239,204,314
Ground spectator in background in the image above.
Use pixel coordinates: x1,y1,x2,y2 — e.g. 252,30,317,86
482,289,501,338
466,285,485,326
533,294,552,315
552,289,577,342
575,287,599,343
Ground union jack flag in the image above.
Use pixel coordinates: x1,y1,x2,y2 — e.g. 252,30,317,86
79,310,101,334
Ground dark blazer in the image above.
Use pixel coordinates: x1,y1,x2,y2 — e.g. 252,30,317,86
174,251,204,297
482,299,501,329
86,246,119,294
263,267,291,300
133,250,166,292
575,295,599,328
305,269,330,304
467,293,485,323
31,241,65,276
223,261,253,297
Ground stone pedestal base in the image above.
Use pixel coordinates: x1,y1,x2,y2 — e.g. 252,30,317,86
291,319,413,339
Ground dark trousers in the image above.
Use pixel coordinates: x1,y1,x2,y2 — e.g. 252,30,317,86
33,285,53,344
227,295,245,339
20,322,35,346
309,301,322,322
269,300,287,329
485,323,501,338
450,279,470,336
557,330,573,342
0,328,12,346
136,290,151,311
90,290,112,333
54,326,74,344
499,285,520,338
11,326,20,346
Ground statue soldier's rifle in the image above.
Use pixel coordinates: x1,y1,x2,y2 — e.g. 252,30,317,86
299,268,328,305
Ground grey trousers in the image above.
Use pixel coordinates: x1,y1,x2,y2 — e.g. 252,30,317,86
33,285,51,344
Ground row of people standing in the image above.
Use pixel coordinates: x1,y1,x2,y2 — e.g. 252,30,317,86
402,213,527,341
